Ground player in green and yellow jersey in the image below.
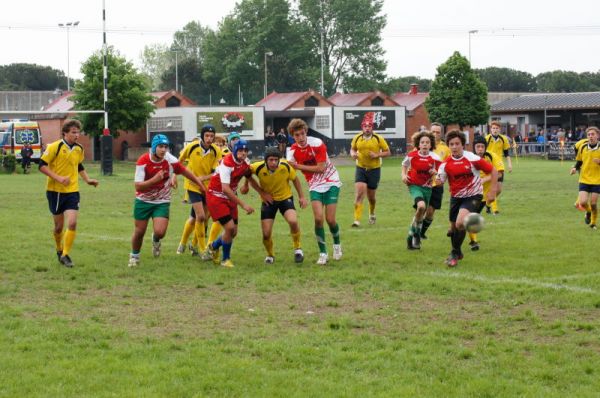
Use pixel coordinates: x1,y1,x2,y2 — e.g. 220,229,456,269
39,119,99,268
419,122,450,239
176,124,221,255
570,126,600,229
242,147,308,264
485,121,512,214
350,112,391,227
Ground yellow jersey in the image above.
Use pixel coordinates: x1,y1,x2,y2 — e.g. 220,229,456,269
481,151,503,195
250,159,297,201
485,134,510,160
351,132,390,169
576,142,600,185
40,139,85,193
179,141,221,193
433,140,450,161
574,138,589,156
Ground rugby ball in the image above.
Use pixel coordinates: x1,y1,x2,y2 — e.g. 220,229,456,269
463,212,485,233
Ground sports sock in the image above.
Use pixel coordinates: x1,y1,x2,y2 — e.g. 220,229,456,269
62,229,76,256
586,202,593,212
222,241,232,261
263,237,274,257
420,218,433,235
369,202,375,215
353,203,363,222
53,231,63,252
180,219,194,245
329,223,340,244
212,236,223,250
291,231,301,250
315,226,327,253
451,229,466,253
468,232,477,242
194,220,206,251
592,206,598,225
491,199,499,213
208,222,222,244
131,250,140,255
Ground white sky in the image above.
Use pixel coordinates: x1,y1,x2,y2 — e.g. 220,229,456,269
2,0,600,84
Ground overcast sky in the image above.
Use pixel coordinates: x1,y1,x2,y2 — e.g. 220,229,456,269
2,0,600,85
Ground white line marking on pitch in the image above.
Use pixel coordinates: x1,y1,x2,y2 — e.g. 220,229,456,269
423,271,597,294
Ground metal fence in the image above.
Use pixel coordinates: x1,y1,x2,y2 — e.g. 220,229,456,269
512,142,576,160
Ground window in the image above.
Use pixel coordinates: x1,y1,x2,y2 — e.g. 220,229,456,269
316,115,330,129
304,96,319,107
371,97,384,106
166,96,181,107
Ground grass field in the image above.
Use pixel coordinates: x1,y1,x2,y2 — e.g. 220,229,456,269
1,157,599,397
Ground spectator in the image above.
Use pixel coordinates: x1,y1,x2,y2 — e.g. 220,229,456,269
537,132,546,152
20,142,34,173
265,127,277,148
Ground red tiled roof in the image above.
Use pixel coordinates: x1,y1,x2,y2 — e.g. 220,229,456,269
255,91,332,111
43,92,74,112
328,92,372,106
392,92,429,111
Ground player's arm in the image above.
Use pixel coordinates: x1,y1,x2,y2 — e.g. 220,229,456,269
245,175,273,204
350,135,359,159
292,176,308,208
39,161,70,186
372,138,391,159
292,161,326,173
486,167,498,203
503,140,513,172
180,168,206,193
78,164,99,187
221,183,254,214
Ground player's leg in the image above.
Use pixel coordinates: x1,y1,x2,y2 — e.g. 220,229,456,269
283,207,304,263
218,219,237,267
589,191,599,229
177,215,195,254
61,209,78,257
311,193,328,264
366,168,381,224
490,174,504,214
51,212,65,261
445,197,462,266
149,202,170,258
421,186,442,239
261,218,275,263
353,175,367,227
324,187,342,260
192,199,207,252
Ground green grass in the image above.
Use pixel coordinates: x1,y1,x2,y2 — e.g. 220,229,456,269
1,157,599,397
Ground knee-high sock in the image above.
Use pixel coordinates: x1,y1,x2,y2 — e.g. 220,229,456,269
208,222,222,244
291,231,301,250
369,202,375,215
315,227,327,253
490,199,499,212
468,232,477,242
179,219,194,245
222,241,232,261
329,223,340,244
353,203,363,222
451,229,466,253
53,231,63,252
211,236,223,250
263,237,274,257
592,206,598,225
194,221,206,251
420,218,433,235
62,229,76,256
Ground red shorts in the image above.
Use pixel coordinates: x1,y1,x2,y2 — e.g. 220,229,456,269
206,192,238,222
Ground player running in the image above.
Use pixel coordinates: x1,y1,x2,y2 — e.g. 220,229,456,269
401,131,441,250
350,112,391,227
242,147,309,264
485,121,512,214
436,130,498,267
570,126,600,230
129,134,206,267
286,118,342,265
176,124,221,256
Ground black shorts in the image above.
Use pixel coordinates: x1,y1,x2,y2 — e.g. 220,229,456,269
429,186,444,210
47,191,80,215
449,194,483,223
188,190,206,218
579,183,600,194
261,197,296,220
498,172,505,183
355,167,381,190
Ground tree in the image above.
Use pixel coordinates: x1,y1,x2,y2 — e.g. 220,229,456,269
0,63,68,90
297,0,387,94
536,70,587,93
72,47,155,137
139,44,172,90
159,57,211,104
475,67,537,92
425,51,489,128
381,76,432,94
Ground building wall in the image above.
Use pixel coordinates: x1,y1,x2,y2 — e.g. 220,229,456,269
405,105,431,137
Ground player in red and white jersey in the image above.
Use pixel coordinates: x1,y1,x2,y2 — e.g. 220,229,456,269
436,130,498,267
401,131,442,250
129,134,205,267
203,139,264,268
287,118,342,265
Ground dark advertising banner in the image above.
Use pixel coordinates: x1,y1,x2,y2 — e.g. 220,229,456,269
343,110,396,132
196,111,255,134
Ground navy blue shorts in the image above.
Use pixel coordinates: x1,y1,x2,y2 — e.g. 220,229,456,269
47,191,80,215
579,183,600,194
188,190,206,218
355,167,381,190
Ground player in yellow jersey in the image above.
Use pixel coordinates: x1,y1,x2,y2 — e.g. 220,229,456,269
176,124,221,255
350,112,391,227
214,134,228,154
469,135,504,249
242,147,308,263
39,119,99,268
570,126,600,230
485,121,512,214
419,122,450,239
572,136,592,223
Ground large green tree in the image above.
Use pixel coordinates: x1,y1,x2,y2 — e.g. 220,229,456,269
425,51,489,128
0,63,68,90
139,44,172,90
536,70,588,92
475,67,537,92
381,76,432,94
297,0,387,94
72,48,155,137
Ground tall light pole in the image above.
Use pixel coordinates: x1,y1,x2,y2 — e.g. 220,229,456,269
58,21,79,91
171,49,180,92
264,51,273,99
319,0,325,95
468,30,478,65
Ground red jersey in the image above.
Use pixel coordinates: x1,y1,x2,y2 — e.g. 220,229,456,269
134,152,186,203
402,150,442,187
437,151,493,198
208,153,251,199
287,136,341,192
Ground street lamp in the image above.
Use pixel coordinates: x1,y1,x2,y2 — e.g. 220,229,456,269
468,30,478,65
171,49,180,92
58,21,80,91
264,51,273,99
319,0,325,95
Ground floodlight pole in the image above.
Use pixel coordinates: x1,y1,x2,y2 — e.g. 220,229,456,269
264,51,273,99
58,21,79,91
468,30,478,64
